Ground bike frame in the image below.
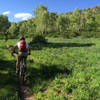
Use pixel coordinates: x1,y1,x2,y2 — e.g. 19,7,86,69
13,52,28,85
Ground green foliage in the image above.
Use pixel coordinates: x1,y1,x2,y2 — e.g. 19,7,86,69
0,40,19,99
81,31,100,38
33,5,49,34
48,12,57,33
8,22,19,37
23,37,100,100
56,14,69,33
1,37,100,99
0,5,100,38
0,15,10,38
33,4,47,17
29,35,47,50
30,35,47,44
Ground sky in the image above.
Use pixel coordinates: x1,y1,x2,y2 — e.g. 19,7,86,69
0,0,100,22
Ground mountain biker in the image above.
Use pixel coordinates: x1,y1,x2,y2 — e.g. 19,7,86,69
12,36,31,74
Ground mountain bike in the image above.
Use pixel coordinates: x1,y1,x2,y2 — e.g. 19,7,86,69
12,52,26,85
19,58,25,85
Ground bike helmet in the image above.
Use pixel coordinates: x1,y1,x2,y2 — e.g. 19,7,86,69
19,36,25,40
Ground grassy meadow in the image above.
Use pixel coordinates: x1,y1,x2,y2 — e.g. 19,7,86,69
1,37,100,100
0,39,19,99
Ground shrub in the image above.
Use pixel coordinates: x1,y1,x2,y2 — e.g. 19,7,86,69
29,35,47,50
31,35,47,44
81,31,100,38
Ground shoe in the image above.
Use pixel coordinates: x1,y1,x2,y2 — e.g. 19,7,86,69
16,69,19,74
16,70,18,74
24,76,27,81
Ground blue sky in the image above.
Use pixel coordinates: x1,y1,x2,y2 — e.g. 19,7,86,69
0,0,100,22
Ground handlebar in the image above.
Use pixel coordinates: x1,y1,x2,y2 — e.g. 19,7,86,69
11,51,18,56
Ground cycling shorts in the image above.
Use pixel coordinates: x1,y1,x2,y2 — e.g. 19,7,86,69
18,52,28,61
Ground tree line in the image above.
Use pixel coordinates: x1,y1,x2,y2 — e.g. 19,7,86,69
1,4,100,39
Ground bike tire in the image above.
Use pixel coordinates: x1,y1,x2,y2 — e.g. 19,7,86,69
19,61,25,85
21,67,25,85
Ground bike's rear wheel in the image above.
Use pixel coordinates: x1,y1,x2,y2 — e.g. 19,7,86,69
19,61,25,85
21,67,25,85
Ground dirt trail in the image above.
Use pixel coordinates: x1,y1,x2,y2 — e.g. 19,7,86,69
19,84,35,100
5,41,35,100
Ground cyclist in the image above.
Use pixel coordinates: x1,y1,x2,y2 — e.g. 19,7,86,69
12,36,31,74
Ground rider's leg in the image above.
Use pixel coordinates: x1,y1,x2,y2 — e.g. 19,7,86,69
23,57,27,72
16,57,19,73
16,60,18,71
16,55,21,73
23,57,27,81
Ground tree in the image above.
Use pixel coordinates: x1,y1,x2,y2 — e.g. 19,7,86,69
69,8,80,33
0,15,10,37
48,12,57,33
33,5,47,17
17,21,27,36
56,14,69,33
83,12,97,31
8,22,19,37
33,5,49,35
26,18,36,37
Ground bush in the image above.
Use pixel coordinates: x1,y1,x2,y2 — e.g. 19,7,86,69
31,35,47,44
46,32,60,38
81,31,100,38
81,31,94,38
29,35,47,50
60,31,75,39
93,32,100,38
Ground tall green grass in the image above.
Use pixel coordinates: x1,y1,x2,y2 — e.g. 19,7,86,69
26,37,100,100
2,37,100,100
0,40,19,99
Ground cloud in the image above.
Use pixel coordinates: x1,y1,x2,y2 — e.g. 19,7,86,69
14,13,32,20
3,11,10,15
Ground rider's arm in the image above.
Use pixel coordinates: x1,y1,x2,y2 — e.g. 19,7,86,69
28,48,31,55
12,45,17,53
26,43,31,55
12,42,19,52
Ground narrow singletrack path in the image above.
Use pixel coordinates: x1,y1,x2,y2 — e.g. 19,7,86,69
5,41,35,100
19,85,35,100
